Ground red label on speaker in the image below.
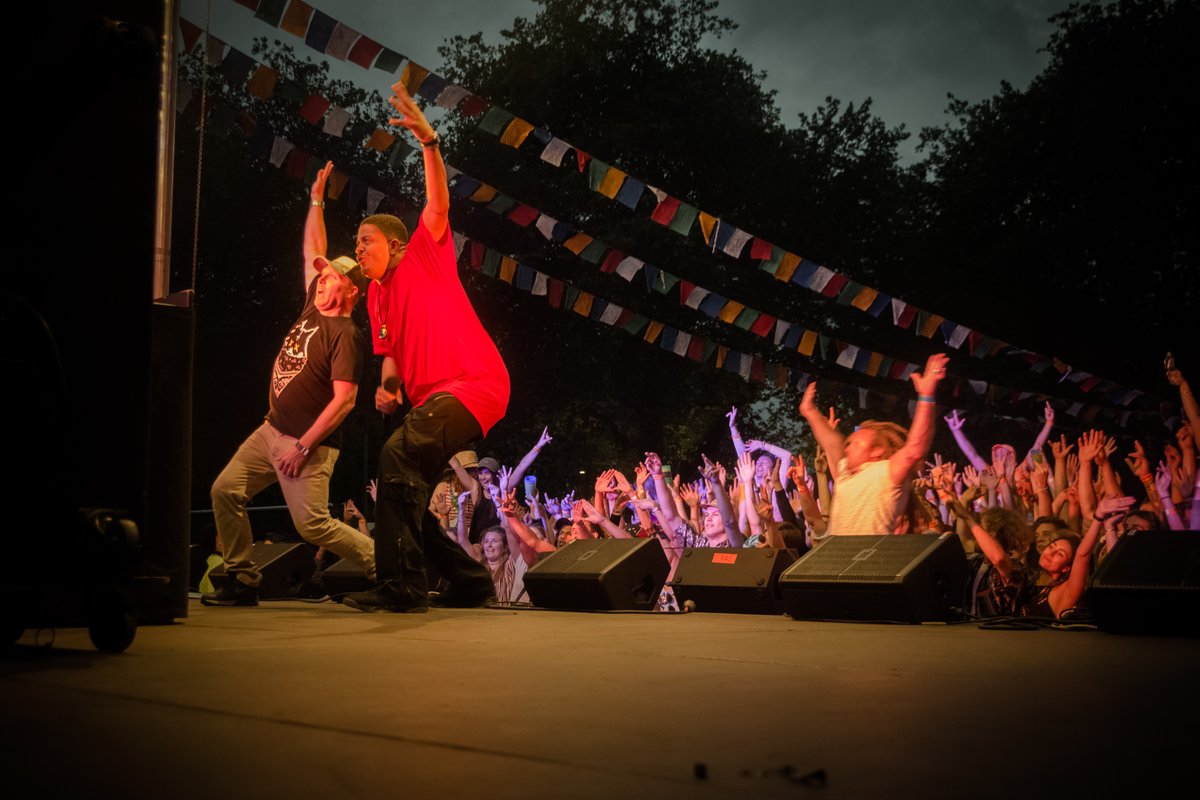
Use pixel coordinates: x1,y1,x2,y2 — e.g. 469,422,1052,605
712,552,738,564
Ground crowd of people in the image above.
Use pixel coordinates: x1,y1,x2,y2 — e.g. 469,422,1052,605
336,359,1194,619
196,77,1196,623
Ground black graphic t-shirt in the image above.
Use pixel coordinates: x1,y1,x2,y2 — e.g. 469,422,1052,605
266,277,363,449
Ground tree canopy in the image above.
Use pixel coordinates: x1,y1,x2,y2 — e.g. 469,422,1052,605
173,0,1197,505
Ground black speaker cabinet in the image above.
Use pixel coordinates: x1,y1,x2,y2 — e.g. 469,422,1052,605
524,538,670,611
317,557,371,598
778,533,969,623
1089,530,1200,636
671,547,797,614
209,542,319,600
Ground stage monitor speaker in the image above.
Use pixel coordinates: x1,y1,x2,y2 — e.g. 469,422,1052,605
671,547,797,614
1088,530,1200,636
524,538,669,611
778,533,969,623
317,557,371,598
209,542,319,600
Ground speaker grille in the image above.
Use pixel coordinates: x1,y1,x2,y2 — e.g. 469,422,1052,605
785,535,944,583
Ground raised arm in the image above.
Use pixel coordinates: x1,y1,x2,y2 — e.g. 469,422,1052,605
943,409,989,472
1050,496,1133,616
1026,401,1056,463
746,439,793,486
303,160,333,288
799,385,846,479
499,489,555,562
701,455,740,544
644,452,683,532
449,453,481,500
454,489,482,563
1166,363,1200,444
726,407,748,457
387,81,449,240
1154,462,1186,531
509,427,552,492
889,353,951,485
579,499,631,539
735,452,765,547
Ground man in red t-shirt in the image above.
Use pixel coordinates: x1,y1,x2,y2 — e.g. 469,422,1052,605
342,81,510,613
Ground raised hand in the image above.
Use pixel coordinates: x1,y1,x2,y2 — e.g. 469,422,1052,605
678,481,700,508
798,383,818,417
430,489,451,516
310,160,333,201
498,464,514,494
725,406,738,427
1077,431,1102,463
1050,434,1073,460
910,352,950,396
735,451,756,485
1164,443,1182,471
1124,441,1150,478
944,409,967,432
978,466,1000,491
827,406,841,431
1066,453,1080,483
962,464,981,488
594,468,617,493
745,439,767,452
536,426,553,450
578,499,606,524
1029,459,1050,493
612,470,634,496
387,80,436,143
634,461,650,488
1154,461,1173,498
643,452,663,476
813,447,829,476
1042,401,1055,426
499,488,521,518
1096,494,1136,519
366,479,378,503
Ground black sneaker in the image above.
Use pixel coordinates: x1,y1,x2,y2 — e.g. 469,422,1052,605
200,580,259,607
342,587,428,613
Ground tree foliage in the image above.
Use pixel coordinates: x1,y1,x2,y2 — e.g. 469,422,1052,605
174,0,1196,507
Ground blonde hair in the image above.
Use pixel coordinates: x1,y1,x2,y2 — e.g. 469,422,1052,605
858,420,908,459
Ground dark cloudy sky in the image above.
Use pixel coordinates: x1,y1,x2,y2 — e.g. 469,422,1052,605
185,0,1072,160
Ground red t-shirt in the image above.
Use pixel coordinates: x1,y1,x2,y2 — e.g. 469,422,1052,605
367,218,510,435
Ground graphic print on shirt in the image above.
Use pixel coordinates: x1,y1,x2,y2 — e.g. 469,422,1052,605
271,317,319,397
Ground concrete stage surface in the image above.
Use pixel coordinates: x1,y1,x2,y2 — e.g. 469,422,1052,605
3,599,1198,799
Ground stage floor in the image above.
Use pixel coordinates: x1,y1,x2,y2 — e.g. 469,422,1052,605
3,598,1198,799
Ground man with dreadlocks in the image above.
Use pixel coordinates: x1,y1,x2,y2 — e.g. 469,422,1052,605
799,353,950,536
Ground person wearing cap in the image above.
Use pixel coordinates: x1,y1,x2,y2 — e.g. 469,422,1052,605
343,81,509,613
799,353,950,537
202,161,375,606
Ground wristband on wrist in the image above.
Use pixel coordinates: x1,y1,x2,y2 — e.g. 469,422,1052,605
917,395,936,403
294,441,310,457
420,132,440,149
310,200,324,208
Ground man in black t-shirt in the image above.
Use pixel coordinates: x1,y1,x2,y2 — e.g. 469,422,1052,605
202,162,374,607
